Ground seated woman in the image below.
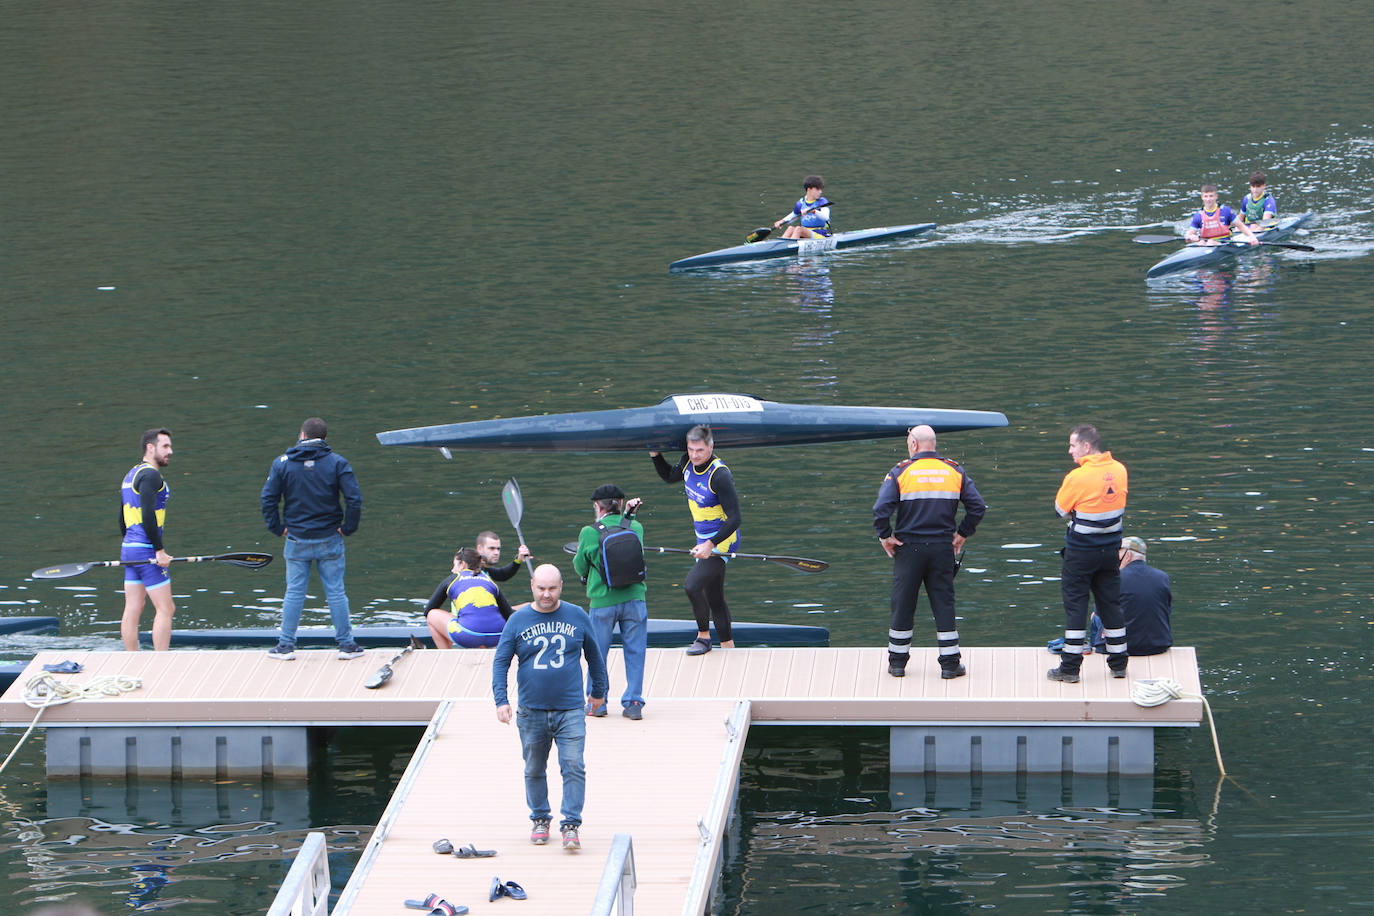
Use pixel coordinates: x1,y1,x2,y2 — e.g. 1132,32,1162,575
424,546,514,648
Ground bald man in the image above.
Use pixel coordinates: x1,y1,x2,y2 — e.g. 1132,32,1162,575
873,425,987,679
493,564,608,852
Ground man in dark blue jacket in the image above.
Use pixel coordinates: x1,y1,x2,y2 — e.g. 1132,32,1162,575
260,417,364,660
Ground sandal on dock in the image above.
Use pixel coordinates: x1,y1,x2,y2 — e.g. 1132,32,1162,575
404,894,468,915
453,843,497,858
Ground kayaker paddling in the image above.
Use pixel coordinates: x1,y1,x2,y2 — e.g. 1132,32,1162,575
1184,184,1259,246
773,174,832,239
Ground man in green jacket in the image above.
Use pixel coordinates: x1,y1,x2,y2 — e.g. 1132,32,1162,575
572,484,648,720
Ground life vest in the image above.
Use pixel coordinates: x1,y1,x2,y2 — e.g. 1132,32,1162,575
1240,192,1275,223
684,457,739,553
121,462,169,547
795,197,832,235
1197,207,1231,239
446,570,505,635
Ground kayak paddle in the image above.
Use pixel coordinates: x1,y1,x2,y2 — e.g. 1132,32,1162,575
1133,233,1313,251
502,477,534,577
747,199,835,244
561,541,827,573
364,636,424,689
31,551,273,580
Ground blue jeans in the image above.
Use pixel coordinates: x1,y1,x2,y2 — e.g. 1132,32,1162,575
279,532,353,646
587,599,648,709
515,707,586,828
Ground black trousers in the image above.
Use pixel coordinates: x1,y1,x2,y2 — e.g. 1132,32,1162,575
888,541,960,667
684,556,732,642
1060,545,1127,670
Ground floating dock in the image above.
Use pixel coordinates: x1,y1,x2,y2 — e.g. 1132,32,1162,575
0,646,1204,913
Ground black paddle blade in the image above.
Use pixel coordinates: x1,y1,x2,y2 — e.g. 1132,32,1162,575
31,561,105,579
562,542,578,554
785,557,829,573
746,226,773,243
363,664,394,689
213,552,274,569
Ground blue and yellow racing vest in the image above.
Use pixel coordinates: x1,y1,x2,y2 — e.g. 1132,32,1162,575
121,462,169,548
684,458,739,554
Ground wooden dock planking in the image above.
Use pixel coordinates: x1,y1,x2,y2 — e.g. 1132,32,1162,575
339,698,743,915
0,646,1203,727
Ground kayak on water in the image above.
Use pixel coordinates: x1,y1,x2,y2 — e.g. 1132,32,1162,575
1145,211,1314,279
376,393,1008,453
669,223,936,271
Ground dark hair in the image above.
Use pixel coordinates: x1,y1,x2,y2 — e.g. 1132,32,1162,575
475,530,499,547
1200,184,1218,194
1070,423,1102,451
1249,170,1267,186
803,174,824,190
140,428,171,452
686,425,713,445
454,546,482,569
301,417,327,440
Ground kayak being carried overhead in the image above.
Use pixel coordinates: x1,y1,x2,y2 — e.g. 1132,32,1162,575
669,223,936,271
377,393,1008,453
1145,211,1313,279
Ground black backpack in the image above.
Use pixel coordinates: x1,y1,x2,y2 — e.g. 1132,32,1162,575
592,518,646,589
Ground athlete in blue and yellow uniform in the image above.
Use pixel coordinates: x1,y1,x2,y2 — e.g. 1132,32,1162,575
425,546,515,648
773,174,832,239
1236,170,1278,225
651,425,742,655
1185,184,1259,246
873,425,986,680
119,428,176,651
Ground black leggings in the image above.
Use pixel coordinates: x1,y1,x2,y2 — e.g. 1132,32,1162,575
683,556,732,642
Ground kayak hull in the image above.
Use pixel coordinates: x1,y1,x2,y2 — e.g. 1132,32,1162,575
377,393,1009,452
1146,211,1313,278
669,223,936,271
140,620,830,649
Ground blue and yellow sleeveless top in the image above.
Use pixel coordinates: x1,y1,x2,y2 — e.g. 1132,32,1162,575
121,462,169,547
684,457,739,553
446,570,505,635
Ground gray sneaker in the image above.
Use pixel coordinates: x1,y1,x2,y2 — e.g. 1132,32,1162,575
266,644,296,661
337,641,365,660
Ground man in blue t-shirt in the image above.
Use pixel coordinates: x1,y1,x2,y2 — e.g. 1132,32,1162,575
494,564,608,852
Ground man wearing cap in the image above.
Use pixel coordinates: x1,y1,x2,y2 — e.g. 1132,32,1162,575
1090,537,1173,656
572,485,649,720
1050,424,1129,683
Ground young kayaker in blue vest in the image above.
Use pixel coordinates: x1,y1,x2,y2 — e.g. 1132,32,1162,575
1235,171,1278,227
773,174,832,240
1184,184,1259,246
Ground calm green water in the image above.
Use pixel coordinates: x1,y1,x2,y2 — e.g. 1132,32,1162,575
3,2,1372,913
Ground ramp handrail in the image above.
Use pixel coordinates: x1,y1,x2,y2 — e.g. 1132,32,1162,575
266,831,330,916
682,699,751,914
589,832,637,915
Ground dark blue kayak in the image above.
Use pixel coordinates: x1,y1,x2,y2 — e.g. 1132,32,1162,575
669,223,936,271
0,616,59,635
1145,211,1314,278
377,393,1008,452
140,620,829,649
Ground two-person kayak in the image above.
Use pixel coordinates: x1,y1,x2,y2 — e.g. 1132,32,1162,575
669,223,936,271
1145,211,1314,279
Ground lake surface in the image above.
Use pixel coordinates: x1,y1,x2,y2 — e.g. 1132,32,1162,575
2,2,1372,913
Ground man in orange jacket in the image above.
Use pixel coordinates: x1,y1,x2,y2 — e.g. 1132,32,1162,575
1049,424,1129,683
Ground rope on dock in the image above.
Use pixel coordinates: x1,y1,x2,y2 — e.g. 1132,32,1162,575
1130,677,1225,776
0,673,143,776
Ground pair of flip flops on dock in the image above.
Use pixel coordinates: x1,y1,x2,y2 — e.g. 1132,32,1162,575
490,877,527,901
404,894,468,915
432,838,496,858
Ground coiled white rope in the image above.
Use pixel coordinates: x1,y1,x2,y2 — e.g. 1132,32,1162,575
0,673,143,775
1131,677,1226,776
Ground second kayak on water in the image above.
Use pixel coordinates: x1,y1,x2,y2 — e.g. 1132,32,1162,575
1145,211,1314,279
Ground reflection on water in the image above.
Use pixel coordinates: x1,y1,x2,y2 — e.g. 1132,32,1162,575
722,728,1211,913
0,727,417,914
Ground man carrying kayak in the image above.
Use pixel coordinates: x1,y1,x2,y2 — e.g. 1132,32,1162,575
1236,170,1278,226
773,174,832,239
650,425,741,655
1184,184,1259,246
